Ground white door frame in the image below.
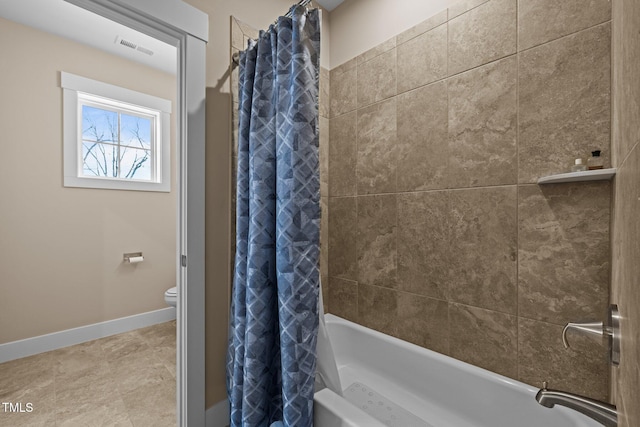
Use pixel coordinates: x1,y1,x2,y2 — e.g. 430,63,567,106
64,1,208,425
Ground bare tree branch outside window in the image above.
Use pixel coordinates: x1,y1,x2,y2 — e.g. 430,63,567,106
81,105,152,180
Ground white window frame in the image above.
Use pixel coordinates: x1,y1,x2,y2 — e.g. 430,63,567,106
61,71,172,192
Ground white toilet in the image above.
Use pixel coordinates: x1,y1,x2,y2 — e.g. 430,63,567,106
164,286,177,307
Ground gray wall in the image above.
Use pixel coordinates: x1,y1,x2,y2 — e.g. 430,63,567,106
327,0,612,400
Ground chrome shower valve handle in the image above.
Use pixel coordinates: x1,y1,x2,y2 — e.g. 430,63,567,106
561,321,608,348
561,304,620,366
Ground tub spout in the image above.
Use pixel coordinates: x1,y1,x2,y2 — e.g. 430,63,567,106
535,383,617,427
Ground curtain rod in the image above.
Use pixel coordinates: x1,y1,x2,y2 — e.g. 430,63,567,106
281,0,313,21
231,0,314,66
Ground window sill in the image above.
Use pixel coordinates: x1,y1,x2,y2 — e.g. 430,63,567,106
64,175,170,192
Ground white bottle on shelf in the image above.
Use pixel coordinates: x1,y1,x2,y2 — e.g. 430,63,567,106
571,158,588,172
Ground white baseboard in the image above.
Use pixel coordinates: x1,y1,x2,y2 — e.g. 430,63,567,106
0,307,176,363
206,398,229,427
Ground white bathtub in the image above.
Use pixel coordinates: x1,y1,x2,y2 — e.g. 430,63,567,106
314,314,601,427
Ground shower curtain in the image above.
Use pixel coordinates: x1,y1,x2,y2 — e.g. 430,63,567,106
226,5,321,427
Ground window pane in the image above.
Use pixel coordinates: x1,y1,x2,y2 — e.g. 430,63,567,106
82,106,117,142
82,142,118,177
120,147,151,181
121,113,152,149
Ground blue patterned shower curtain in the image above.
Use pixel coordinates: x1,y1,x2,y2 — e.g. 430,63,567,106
226,6,321,427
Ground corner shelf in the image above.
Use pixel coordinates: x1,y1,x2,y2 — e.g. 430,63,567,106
537,168,616,185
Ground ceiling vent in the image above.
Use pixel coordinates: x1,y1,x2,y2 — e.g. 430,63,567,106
136,46,154,56
114,36,154,56
115,36,137,49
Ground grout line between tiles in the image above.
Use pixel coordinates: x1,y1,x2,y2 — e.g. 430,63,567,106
330,183,521,200
616,138,640,172
358,280,519,319
333,21,613,124
448,0,491,22
396,20,448,49
445,12,451,312
515,0,521,380
354,193,360,322
517,19,613,55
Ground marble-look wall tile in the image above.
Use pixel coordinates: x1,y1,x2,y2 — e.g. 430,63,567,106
357,194,397,288
330,58,357,118
448,0,517,76
397,81,448,191
329,111,357,197
322,282,328,315
328,277,358,323
397,191,449,300
518,23,611,183
448,57,517,188
319,66,330,119
611,144,640,426
357,48,397,108
396,292,449,355
319,116,329,198
448,0,490,19
322,0,614,402
231,153,238,274
231,50,240,104
518,183,610,325
236,18,259,41
449,303,518,378
332,57,357,75
358,284,398,336
320,196,329,309
449,187,518,314
231,102,239,159
357,37,396,65
231,17,244,51
612,0,640,166
611,4,640,422
328,197,357,280
397,10,448,45
518,0,611,51
397,24,447,93
357,98,397,194
518,318,609,401
243,35,252,50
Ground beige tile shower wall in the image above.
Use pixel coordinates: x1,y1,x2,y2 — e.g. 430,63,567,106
611,0,640,426
327,0,612,401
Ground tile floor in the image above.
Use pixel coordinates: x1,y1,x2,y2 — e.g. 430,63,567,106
0,321,176,427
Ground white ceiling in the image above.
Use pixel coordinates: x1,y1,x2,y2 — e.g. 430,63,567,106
0,0,177,75
315,0,345,11
0,0,346,74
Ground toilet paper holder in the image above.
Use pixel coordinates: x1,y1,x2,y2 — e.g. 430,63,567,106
123,252,144,263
